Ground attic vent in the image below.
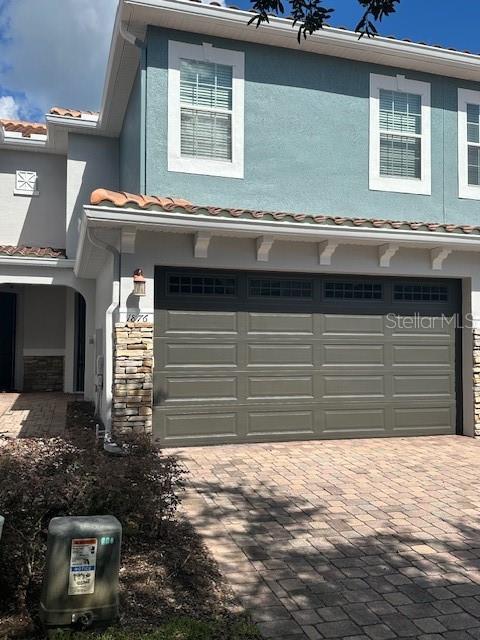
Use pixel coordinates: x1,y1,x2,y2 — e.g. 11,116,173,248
15,170,38,196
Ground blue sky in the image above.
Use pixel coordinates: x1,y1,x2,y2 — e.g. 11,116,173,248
1,0,480,122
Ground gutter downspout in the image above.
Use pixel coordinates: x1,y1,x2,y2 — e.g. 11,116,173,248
87,228,123,455
120,22,147,193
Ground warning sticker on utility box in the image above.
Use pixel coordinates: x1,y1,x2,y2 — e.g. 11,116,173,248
68,538,97,595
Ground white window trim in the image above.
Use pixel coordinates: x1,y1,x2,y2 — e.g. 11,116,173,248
458,88,480,200
369,73,431,195
168,40,245,179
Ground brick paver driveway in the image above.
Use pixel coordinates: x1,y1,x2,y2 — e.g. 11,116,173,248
178,436,480,639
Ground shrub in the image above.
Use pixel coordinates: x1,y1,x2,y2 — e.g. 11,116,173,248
0,433,184,613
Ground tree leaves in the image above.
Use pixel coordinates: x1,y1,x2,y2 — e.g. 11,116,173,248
249,0,401,40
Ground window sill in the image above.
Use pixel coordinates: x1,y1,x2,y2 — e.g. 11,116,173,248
369,176,431,196
168,156,244,179
459,185,480,200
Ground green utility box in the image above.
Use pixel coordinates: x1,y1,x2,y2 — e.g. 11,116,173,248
40,516,122,630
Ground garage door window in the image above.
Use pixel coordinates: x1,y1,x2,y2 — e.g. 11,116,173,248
324,281,383,300
168,274,236,296
393,283,448,302
248,278,313,299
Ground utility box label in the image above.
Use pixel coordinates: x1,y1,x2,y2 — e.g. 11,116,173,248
68,538,97,595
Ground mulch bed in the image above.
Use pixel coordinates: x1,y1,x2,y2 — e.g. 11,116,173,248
0,402,248,638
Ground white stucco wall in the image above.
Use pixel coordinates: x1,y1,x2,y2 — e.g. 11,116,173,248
0,149,67,248
67,134,119,258
94,253,115,424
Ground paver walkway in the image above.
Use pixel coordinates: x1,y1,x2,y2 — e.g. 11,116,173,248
177,436,480,639
0,392,73,439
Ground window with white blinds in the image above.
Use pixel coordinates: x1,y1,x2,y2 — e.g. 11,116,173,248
180,59,233,161
467,103,480,186
168,41,245,178
458,89,480,199
370,74,431,195
379,90,421,179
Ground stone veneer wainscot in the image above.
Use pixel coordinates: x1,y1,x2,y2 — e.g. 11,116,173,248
475,329,480,437
112,322,153,433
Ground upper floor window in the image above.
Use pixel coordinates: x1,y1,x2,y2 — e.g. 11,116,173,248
370,74,431,195
168,41,244,179
458,88,480,199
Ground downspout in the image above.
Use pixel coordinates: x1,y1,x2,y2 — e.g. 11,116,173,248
120,22,147,193
87,228,123,455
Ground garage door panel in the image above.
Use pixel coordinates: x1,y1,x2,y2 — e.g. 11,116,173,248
323,314,385,335
247,343,314,367
162,309,238,334
247,409,315,436
323,407,386,435
247,313,314,334
392,406,454,433
392,344,452,366
157,410,239,441
391,316,455,337
156,374,238,404
247,375,314,400
323,344,385,366
323,375,385,399
163,343,238,368
393,374,453,398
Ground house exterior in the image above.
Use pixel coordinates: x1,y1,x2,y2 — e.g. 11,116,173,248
2,0,480,446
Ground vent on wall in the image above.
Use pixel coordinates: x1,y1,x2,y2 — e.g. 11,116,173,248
14,170,38,196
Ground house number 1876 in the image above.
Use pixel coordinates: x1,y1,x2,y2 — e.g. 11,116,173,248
127,313,149,322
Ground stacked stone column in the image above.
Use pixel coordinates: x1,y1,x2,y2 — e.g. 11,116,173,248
112,322,153,434
474,329,480,437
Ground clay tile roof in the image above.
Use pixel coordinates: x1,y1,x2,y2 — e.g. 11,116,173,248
178,0,480,56
50,107,99,118
90,188,192,209
0,246,66,258
0,119,47,137
89,189,480,236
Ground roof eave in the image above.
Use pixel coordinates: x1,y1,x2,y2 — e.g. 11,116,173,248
83,203,480,249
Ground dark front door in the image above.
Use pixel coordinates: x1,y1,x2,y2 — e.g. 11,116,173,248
0,293,16,391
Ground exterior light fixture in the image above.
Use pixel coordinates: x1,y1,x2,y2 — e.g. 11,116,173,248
132,268,146,296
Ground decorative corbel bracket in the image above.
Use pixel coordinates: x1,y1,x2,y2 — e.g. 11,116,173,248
378,243,399,268
318,240,339,266
431,247,452,271
194,231,212,259
121,228,137,254
256,235,274,262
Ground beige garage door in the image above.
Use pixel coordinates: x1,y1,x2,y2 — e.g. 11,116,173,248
153,269,460,447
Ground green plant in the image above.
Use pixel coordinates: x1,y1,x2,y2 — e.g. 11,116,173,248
0,433,184,613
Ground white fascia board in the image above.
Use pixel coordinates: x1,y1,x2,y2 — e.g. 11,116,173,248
83,204,480,252
0,256,75,268
125,0,480,81
46,115,99,129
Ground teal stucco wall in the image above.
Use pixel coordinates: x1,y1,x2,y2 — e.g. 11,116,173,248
144,26,480,225
120,72,142,194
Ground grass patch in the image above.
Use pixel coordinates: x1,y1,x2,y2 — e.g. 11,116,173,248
52,616,260,640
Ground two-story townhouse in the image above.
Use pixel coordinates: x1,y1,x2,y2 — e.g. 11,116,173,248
2,0,480,447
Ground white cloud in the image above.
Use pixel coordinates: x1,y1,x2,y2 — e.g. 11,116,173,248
0,0,118,118
0,95,20,119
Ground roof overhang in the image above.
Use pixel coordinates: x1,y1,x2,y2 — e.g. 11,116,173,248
98,0,480,138
76,203,480,277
